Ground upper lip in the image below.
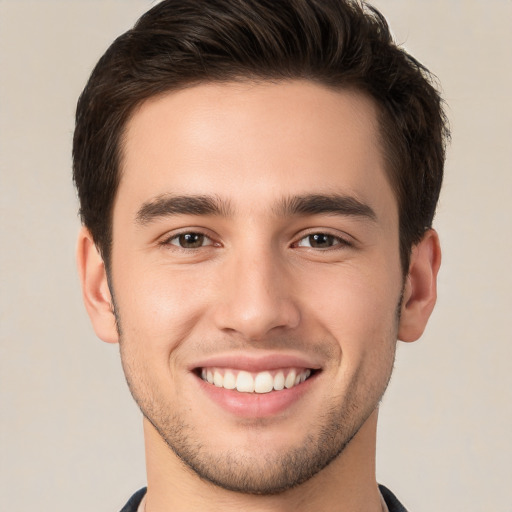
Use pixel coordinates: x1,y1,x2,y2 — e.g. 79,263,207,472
189,352,323,373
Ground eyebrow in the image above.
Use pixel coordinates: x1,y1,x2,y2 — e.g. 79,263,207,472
136,194,233,225
135,192,377,225
276,194,377,221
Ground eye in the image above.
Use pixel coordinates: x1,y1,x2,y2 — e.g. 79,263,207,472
168,232,213,249
295,233,349,249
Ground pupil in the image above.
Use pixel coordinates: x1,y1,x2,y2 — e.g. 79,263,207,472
310,234,333,248
179,233,204,248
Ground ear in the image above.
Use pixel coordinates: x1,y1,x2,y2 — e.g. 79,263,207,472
76,227,119,344
398,229,441,342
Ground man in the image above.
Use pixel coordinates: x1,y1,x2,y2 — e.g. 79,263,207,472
73,0,448,510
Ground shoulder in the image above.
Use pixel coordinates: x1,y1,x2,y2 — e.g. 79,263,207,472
379,484,409,512
119,487,147,512
119,485,406,511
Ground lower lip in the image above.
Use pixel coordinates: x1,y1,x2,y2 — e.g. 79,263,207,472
195,373,318,418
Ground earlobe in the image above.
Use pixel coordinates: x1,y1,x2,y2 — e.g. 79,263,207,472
76,227,119,344
398,229,441,343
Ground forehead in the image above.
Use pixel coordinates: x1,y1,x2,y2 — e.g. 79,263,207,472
117,80,396,223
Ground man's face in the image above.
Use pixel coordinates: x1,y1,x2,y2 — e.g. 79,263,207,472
110,81,403,493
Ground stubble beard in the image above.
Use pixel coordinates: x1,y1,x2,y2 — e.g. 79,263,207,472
118,343,396,496
146,391,378,495
113,292,401,496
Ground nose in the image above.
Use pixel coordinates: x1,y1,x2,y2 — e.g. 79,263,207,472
212,247,301,341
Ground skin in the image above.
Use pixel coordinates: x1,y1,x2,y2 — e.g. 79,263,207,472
78,81,441,512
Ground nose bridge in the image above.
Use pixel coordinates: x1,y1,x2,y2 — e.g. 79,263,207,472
214,240,300,339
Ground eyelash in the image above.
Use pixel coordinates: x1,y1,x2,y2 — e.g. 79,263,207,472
160,230,353,251
161,231,217,250
293,232,353,250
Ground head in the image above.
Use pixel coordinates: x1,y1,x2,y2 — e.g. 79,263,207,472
73,0,448,277
74,0,447,498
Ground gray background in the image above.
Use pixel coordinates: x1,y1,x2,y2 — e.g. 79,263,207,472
1,1,511,510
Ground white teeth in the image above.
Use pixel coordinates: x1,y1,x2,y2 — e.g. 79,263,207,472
201,367,312,393
254,371,273,393
223,370,236,389
274,371,285,391
213,370,223,387
236,371,255,392
285,370,296,389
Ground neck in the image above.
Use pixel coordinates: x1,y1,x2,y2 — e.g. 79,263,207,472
143,409,383,512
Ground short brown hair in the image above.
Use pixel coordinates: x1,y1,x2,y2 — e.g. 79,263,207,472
73,0,449,274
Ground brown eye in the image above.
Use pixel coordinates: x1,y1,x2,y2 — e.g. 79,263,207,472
170,232,208,248
309,234,335,248
296,233,349,249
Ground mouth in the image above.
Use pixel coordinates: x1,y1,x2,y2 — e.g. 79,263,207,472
195,367,317,393
190,354,323,417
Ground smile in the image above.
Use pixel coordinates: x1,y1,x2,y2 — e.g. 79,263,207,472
200,367,313,393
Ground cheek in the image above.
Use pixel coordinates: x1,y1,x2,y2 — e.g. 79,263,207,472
113,262,209,358
114,266,211,403
300,261,401,359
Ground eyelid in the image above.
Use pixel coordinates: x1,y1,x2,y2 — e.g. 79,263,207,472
292,229,354,249
156,227,354,250
170,233,213,247
159,228,220,248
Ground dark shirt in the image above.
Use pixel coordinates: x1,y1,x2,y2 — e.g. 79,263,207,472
120,484,408,511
